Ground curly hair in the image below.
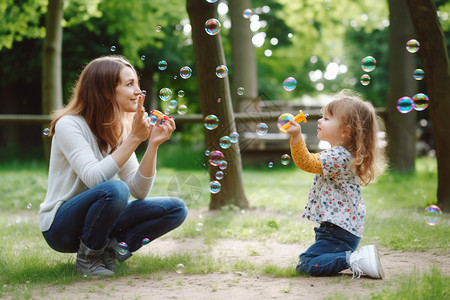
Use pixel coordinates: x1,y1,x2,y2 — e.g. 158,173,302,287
324,90,385,186
49,55,136,154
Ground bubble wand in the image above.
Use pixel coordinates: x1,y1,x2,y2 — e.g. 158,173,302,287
280,110,308,132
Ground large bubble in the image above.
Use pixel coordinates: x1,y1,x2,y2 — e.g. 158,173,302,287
424,205,442,226
209,150,224,166
361,56,376,72
283,77,297,91
219,136,232,149
204,115,219,130
412,93,429,111
205,18,220,35
159,88,172,101
209,180,221,194
396,96,414,114
180,66,192,79
406,39,420,53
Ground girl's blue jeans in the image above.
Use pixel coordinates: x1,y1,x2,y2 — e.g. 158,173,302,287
296,223,361,276
42,180,188,253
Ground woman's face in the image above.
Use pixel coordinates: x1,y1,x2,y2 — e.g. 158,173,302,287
115,66,142,113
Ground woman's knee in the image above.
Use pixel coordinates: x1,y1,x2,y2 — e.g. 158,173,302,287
170,197,188,222
103,180,130,207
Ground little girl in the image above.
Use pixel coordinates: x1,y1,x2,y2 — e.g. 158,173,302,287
286,90,385,278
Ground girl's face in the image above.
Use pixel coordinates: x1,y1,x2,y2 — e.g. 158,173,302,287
317,109,348,147
115,66,142,113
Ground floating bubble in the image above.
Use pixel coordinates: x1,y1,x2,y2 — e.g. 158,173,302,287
177,105,188,115
424,205,442,226
361,56,376,72
206,0,219,3
158,60,167,71
176,263,185,274
412,93,429,111
219,136,232,149
155,25,162,32
219,160,228,170
118,242,128,255
396,96,414,114
205,18,221,35
277,113,294,133
141,90,147,96
110,46,116,52
209,150,224,166
283,77,297,91
142,238,150,245
215,170,224,180
209,180,221,194
195,222,204,231
406,39,420,53
243,8,252,19
237,87,245,95
413,69,424,80
164,108,171,115
229,132,239,143
140,55,146,61
360,74,371,86
204,115,219,130
217,98,221,103
43,128,50,136
281,154,291,165
178,90,185,97
168,100,178,109
268,162,274,168
159,88,172,101
27,203,32,209
180,66,192,79
216,65,228,78
256,123,268,135
204,150,210,156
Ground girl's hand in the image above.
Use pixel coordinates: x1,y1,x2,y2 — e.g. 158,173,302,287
130,97,151,142
286,118,303,144
148,117,176,147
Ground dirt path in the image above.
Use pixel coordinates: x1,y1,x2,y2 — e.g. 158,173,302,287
35,238,449,300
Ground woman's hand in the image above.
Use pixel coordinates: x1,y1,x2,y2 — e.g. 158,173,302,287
286,118,303,144
148,117,176,147
129,97,151,142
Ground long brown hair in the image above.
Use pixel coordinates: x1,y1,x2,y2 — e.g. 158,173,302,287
49,55,136,154
324,90,385,186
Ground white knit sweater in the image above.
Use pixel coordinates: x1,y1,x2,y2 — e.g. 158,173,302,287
39,115,155,231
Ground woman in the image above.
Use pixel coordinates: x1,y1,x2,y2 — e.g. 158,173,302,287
39,55,188,276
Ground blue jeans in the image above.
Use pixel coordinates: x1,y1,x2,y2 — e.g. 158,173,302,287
296,223,360,276
42,180,188,253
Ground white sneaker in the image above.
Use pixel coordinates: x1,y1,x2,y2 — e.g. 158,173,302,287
350,244,385,279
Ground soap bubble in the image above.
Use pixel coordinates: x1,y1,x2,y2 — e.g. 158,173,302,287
219,160,228,170
176,263,185,274
209,180,221,194
360,74,371,86
155,25,162,32
205,18,220,35
158,60,167,71
206,0,219,3
243,8,252,19
43,128,50,136
268,162,274,168
180,66,192,79
195,222,204,231
424,205,442,226
140,55,146,61
118,242,128,255
361,56,376,72
178,90,185,97
204,115,219,130
219,136,232,149
159,88,172,101
209,150,224,166
283,77,297,91
413,69,424,80
217,98,222,103
396,96,414,114
168,100,178,110
204,150,210,156
237,87,245,95
277,113,294,133
229,132,239,143
27,203,32,209
215,170,224,180
256,123,268,135
412,93,429,111
281,154,291,165
142,238,150,245
406,39,420,53
177,105,188,115
216,65,228,78
110,46,116,52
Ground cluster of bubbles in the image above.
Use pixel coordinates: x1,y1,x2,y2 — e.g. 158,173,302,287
360,56,376,86
424,205,442,226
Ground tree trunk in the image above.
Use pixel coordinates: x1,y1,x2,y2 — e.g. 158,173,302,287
42,0,63,164
385,0,417,173
186,0,249,210
228,0,258,112
406,0,450,212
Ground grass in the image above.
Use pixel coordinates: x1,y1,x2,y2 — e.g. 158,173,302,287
0,156,448,299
